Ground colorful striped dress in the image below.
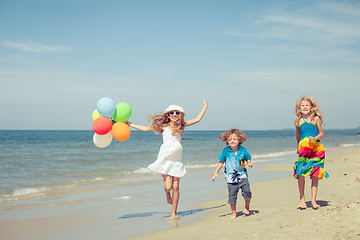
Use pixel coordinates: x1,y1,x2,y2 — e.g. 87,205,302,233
293,121,329,179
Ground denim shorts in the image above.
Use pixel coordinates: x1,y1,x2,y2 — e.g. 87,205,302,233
227,178,252,204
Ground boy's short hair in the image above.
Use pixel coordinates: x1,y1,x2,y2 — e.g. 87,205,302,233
219,128,247,145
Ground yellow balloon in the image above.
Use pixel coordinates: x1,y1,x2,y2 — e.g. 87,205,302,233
92,109,102,121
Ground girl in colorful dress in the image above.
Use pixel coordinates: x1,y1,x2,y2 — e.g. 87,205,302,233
293,96,329,210
126,100,208,220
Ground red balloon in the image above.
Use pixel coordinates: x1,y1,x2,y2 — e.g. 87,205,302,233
92,117,112,135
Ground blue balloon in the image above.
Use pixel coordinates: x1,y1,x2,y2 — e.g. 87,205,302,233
96,97,115,118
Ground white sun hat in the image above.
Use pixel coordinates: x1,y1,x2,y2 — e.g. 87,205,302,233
164,104,185,113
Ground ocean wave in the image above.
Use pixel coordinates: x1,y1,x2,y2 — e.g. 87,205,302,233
131,164,219,173
0,176,118,202
252,150,296,160
184,163,218,169
12,187,49,197
0,187,49,202
339,143,360,147
129,152,297,172
0,181,140,203
133,168,151,174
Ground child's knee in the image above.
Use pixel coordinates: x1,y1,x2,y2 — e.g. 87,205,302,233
227,183,240,204
164,185,172,192
240,179,252,200
172,182,179,192
242,191,252,200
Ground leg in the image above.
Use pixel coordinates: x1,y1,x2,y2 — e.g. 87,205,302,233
162,175,173,204
170,177,180,220
243,199,251,215
227,183,240,218
311,176,320,209
230,204,237,218
240,178,252,215
298,176,306,209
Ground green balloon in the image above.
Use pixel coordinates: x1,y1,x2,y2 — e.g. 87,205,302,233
113,102,132,122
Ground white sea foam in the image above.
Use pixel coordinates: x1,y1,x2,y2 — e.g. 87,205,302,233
252,150,295,160
0,187,51,201
184,163,217,169
339,143,360,147
133,168,151,174
114,195,131,200
90,177,105,182
12,187,49,197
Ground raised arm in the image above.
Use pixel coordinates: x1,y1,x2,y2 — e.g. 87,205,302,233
125,121,153,132
185,100,208,127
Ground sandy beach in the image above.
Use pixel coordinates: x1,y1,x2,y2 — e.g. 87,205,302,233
1,147,359,240
132,147,360,240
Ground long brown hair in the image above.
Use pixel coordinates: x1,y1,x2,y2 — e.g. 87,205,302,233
149,112,186,135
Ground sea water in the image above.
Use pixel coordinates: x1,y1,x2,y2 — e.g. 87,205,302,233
0,129,359,238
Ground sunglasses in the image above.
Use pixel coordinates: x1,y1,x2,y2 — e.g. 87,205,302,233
169,111,180,115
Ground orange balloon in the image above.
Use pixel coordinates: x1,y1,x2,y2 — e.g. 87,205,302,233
112,122,131,141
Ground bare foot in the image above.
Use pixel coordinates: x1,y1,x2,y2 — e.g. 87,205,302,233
299,200,306,209
229,214,237,219
312,202,320,210
243,209,250,215
165,192,172,204
169,217,179,227
170,215,179,220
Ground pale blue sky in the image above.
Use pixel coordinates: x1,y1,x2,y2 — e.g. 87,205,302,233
0,0,359,130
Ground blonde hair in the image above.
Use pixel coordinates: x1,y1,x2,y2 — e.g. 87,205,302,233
219,128,247,145
149,112,186,135
294,96,324,127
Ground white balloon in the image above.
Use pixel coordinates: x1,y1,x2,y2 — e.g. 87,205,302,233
93,131,112,148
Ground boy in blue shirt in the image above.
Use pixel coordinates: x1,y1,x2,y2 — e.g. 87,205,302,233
212,129,253,218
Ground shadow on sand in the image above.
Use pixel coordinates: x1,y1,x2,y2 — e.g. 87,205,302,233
303,200,330,209
219,209,259,218
119,204,226,219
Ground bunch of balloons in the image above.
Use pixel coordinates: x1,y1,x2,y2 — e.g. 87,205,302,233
92,97,132,148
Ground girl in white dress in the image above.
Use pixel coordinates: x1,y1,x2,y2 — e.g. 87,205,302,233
126,100,208,220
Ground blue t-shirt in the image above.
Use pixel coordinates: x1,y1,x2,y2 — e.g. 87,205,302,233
218,145,252,183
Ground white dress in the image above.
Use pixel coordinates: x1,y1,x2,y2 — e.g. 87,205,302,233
147,127,187,178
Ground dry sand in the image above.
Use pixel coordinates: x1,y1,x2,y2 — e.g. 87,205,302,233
132,147,360,240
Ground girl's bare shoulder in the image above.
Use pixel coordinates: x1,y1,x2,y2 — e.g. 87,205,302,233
313,116,321,124
297,118,305,126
